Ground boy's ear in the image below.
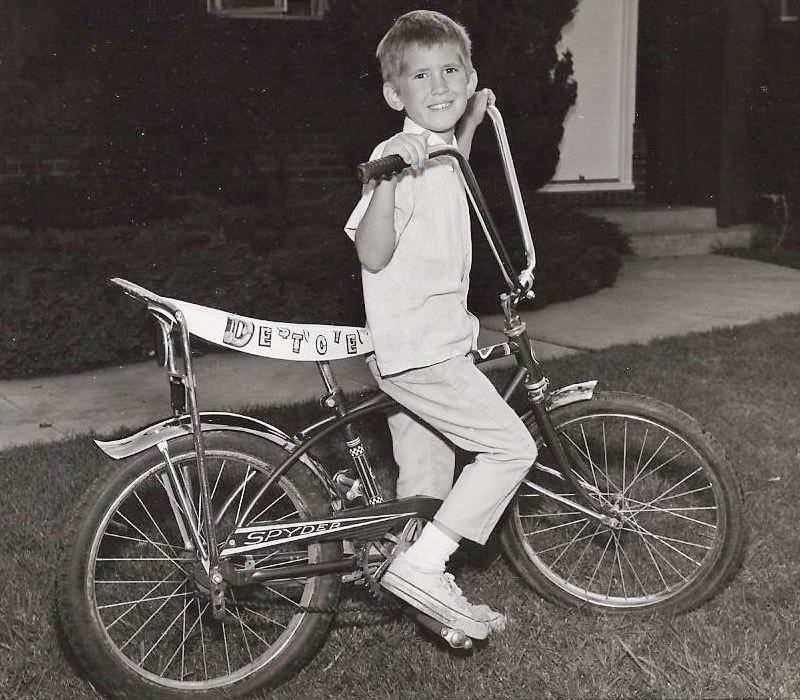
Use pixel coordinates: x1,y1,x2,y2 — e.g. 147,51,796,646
467,69,478,97
383,83,405,112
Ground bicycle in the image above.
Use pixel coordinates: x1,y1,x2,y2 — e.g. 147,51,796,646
56,107,746,700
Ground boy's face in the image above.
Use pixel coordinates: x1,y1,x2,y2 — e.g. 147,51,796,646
383,41,477,142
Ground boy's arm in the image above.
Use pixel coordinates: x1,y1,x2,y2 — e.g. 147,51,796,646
355,131,429,272
354,179,399,272
456,88,496,159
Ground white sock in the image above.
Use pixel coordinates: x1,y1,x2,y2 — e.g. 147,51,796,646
402,522,459,572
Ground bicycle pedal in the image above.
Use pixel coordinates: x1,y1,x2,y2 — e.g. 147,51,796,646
440,626,473,650
408,609,475,651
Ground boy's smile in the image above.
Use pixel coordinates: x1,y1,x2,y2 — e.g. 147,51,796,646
383,42,477,142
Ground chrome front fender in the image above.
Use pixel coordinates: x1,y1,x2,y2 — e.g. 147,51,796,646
95,411,338,499
546,380,598,411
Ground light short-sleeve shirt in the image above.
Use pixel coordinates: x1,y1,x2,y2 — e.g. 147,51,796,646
345,118,479,377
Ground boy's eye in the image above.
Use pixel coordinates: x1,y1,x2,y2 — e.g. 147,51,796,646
445,66,459,74
412,72,427,80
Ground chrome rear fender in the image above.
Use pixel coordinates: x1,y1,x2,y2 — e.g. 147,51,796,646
95,411,338,499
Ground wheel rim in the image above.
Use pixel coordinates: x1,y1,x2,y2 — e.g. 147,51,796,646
513,411,727,608
87,449,326,690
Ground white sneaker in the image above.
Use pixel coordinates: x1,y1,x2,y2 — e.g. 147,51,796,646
472,603,507,633
381,554,490,640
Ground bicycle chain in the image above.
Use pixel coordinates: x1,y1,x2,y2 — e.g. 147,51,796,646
242,574,403,616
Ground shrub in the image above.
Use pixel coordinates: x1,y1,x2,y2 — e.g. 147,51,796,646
0,192,626,380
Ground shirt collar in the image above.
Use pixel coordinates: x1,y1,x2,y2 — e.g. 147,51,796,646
402,117,458,149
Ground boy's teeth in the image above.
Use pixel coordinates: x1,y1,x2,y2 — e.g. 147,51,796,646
430,103,450,110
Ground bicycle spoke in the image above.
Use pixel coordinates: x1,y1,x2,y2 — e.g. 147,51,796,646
624,498,718,529
633,467,706,513
215,470,258,527
99,591,194,611
513,403,735,608
229,591,254,663
615,534,650,598
259,582,306,611
211,458,227,501
609,533,626,600
118,580,187,652
240,604,290,631
109,510,187,574
623,521,711,555
222,619,231,676
75,442,338,693
561,523,603,586
633,524,692,583
133,489,176,554
158,473,194,549
530,522,597,557
246,491,292,525
158,598,204,679
197,598,208,681
235,463,253,526
140,597,195,667
522,517,589,537
104,572,183,631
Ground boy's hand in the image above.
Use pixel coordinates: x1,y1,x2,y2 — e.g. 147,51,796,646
382,131,430,171
461,88,496,130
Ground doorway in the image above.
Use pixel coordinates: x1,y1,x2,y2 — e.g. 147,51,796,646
637,0,724,207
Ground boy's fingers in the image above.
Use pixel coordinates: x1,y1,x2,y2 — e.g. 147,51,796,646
411,133,429,168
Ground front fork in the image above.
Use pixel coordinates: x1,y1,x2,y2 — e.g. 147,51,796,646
501,295,620,528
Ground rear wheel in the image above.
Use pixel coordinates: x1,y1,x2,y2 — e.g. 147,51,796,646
57,432,341,700
501,392,745,613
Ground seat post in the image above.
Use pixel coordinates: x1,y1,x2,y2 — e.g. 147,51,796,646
316,360,339,396
316,361,348,416
316,361,383,504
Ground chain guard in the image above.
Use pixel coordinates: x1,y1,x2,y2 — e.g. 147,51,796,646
242,518,427,615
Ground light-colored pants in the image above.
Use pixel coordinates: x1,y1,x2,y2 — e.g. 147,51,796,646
368,354,538,544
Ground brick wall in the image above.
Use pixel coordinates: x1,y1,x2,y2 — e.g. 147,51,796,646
0,125,649,209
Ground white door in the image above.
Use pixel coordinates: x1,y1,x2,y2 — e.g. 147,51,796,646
542,0,639,192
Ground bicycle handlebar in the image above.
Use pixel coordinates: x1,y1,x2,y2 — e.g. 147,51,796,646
355,154,407,184
354,105,536,299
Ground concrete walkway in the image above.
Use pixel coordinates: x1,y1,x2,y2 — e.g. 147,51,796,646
2,254,799,450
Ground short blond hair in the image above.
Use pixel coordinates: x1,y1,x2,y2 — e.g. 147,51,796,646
376,10,473,84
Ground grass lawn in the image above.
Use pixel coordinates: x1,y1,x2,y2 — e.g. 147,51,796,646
3,313,800,699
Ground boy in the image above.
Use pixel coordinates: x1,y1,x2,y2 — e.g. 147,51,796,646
344,10,538,640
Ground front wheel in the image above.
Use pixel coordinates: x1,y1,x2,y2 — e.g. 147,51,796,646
56,432,342,700
500,392,745,613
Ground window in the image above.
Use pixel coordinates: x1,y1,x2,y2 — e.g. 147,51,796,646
207,0,328,20
782,0,799,21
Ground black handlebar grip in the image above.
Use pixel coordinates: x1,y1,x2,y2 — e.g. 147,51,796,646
355,154,408,184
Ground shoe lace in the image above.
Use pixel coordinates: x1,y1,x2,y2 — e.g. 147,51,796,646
442,572,500,620
441,572,467,601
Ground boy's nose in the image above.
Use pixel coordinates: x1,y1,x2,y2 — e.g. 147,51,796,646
430,74,448,94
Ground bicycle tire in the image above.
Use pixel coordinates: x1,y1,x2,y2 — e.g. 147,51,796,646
500,391,745,613
56,431,342,700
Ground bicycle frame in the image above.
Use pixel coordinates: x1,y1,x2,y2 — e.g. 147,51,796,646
95,281,614,587
95,106,619,596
